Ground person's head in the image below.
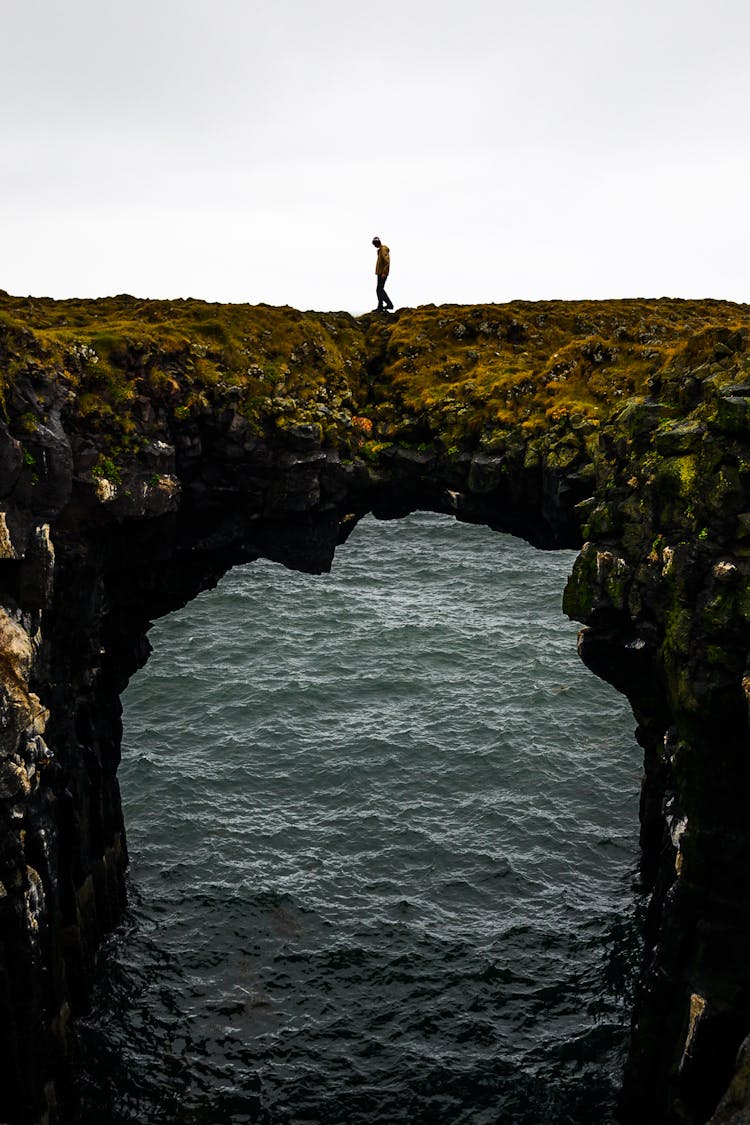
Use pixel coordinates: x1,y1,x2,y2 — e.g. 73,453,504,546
372,237,381,248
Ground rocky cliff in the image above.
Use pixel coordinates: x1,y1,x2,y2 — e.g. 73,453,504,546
2,292,750,1123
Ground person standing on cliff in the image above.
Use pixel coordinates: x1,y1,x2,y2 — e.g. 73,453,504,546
372,237,394,312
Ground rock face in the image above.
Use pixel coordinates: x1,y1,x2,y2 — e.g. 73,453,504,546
2,293,750,1122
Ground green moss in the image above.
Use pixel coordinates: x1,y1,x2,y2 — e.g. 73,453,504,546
3,293,749,456
665,455,698,494
91,455,121,484
361,439,393,461
562,543,599,621
664,605,694,658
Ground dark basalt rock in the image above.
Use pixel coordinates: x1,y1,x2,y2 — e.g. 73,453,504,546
2,294,750,1122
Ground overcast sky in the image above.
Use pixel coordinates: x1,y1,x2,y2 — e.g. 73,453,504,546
3,0,748,312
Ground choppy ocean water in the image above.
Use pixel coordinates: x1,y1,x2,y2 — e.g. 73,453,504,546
79,511,643,1124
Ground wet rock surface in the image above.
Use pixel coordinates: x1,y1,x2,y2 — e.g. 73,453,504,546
1,294,750,1121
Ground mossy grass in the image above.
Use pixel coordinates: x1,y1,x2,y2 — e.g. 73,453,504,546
1,292,748,455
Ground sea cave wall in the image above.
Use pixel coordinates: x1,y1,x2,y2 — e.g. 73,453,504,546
2,293,750,1122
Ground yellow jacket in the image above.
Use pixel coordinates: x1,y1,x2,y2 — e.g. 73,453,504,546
375,244,390,277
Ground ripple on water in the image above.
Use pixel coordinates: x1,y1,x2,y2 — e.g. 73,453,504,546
79,512,644,1124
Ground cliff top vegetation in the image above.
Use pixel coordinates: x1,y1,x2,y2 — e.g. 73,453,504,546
1,291,749,460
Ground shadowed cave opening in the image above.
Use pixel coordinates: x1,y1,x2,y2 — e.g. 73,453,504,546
79,512,645,1124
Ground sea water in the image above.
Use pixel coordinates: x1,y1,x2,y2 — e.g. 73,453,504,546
79,511,643,1124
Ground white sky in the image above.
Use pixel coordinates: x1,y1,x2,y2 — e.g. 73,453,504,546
3,0,749,312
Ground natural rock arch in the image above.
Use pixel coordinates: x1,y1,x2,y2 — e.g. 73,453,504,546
83,508,640,1123
2,293,750,1122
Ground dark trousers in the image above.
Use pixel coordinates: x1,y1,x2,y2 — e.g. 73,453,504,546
376,275,393,310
